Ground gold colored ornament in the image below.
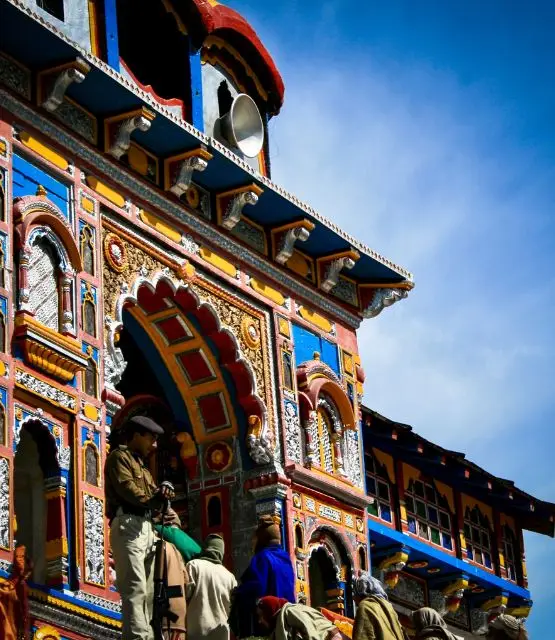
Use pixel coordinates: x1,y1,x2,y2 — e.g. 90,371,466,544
104,232,128,273
186,185,200,209
241,316,261,349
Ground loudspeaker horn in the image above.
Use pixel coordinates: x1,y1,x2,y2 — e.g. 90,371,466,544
217,93,264,158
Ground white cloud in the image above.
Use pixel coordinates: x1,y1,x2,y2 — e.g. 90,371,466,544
267,48,555,630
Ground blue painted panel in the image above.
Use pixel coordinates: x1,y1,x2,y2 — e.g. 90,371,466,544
81,425,100,449
292,323,321,365
12,154,69,218
82,343,99,363
189,45,204,132
81,281,97,303
103,0,120,71
0,386,7,407
0,295,7,317
321,338,339,374
292,323,340,375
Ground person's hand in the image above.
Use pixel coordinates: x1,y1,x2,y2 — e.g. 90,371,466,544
158,480,175,500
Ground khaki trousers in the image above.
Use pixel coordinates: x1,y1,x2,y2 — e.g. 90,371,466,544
110,513,156,640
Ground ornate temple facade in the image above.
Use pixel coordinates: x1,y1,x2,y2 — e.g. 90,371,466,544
0,1,552,639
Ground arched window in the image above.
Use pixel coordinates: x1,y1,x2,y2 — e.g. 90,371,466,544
80,225,95,276
502,525,518,582
83,356,98,398
405,480,453,551
82,296,96,337
364,452,394,524
84,443,100,486
464,506,494,570
28,236,60,330
207,495,222,528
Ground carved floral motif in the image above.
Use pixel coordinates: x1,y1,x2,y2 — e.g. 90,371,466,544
284,401,302,463
0,458,9,549
83,494,105,586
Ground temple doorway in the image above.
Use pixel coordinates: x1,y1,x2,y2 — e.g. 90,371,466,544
13,422,60,584
308,530,354,617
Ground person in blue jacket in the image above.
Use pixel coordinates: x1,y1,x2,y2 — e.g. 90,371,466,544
229,515,296,638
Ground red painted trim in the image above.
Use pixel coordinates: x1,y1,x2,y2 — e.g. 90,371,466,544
190,0,284,111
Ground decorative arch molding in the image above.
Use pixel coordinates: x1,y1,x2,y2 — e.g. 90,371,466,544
13,196,82,273
105,270,272,463
307,525,354,590
297,360,356,430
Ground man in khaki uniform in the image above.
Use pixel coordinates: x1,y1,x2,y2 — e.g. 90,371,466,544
105,415,173,640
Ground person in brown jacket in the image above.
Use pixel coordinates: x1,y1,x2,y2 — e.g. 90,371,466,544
352,573,406,640
104,415,174,640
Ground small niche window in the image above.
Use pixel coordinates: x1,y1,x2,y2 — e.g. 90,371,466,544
85,444,100,486
365,452,394,524
37,0,65,21
0,242,5,289
464,506,494,570
295,524,304,549
207,495,222,528
281,351,294,391
28,236,60,331
358,546,367,571
0,312,5,353
80,225,95,276
316,407,334,474
0,180,5,222
82,293,96,337
0,403,5,446
503,525,518,583
83,355,98,398
406,480,453,551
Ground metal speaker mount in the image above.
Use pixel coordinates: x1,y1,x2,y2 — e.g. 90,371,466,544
218,93,264,158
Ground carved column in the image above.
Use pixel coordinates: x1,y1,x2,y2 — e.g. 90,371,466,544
60,271,73,334
44,475,69,588
18,247,31,312
303,410,317,467
331,431,346,476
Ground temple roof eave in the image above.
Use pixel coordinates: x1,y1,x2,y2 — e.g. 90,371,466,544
1,0,413,324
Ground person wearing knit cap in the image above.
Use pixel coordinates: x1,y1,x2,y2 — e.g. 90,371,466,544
486,615,529,640
229,516,296,638
256,595,344,640
186,535,237,640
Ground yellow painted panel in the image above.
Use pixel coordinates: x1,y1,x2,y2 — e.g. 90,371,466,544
298,307,332,333
0,361,6,377
81,194,95,213
86,176,125,208
19,131,69,170
199,247,237,277
83,403,99,422
139,210,182,243
128,145,149,176
287,251,311,279
250,277,285,306
0,139,6,156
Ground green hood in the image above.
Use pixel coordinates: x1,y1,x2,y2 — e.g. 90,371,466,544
201,534,225,564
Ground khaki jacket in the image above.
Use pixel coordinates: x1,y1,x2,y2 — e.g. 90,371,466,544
104,445,161,520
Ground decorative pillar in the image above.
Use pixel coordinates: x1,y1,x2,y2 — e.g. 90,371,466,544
44,475,69,588
441,575,469,613
376,548,409,589
18,247,31,312
60,271,74,335
493,511,506,579
331,431,346,476
303,410,317,467
454,490,467,559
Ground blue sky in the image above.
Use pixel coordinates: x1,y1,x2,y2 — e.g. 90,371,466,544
228,0,555,634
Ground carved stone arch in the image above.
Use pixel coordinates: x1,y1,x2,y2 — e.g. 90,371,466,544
105,271,271,463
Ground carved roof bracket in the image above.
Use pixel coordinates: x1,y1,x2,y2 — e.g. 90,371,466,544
218,183,264,230
164,147,213,198
317,249,360,293
273,219,315,264
361,286,410,318
107,107,156,160
41,58,91,113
